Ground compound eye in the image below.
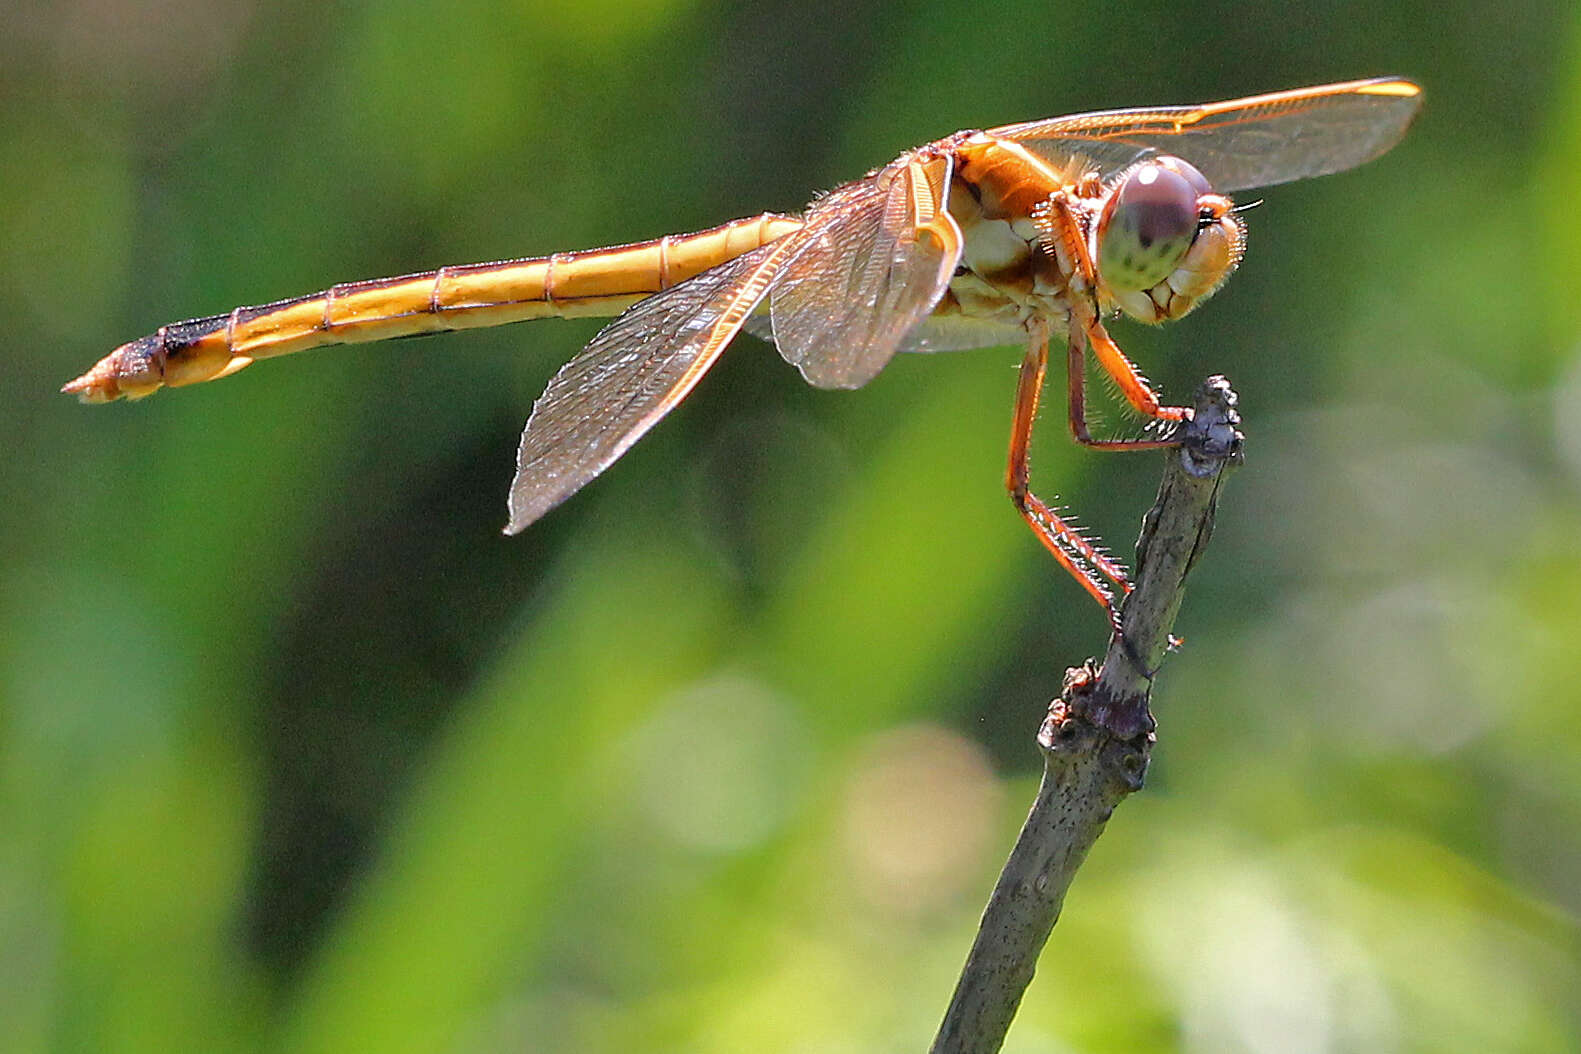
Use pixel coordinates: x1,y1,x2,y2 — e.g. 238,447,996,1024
1098,162,1199,292
1157,156,1212,197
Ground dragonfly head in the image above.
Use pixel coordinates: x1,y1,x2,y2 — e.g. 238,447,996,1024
1093,156,1245,324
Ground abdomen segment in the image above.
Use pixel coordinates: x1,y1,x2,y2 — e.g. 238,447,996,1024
63,213,801,402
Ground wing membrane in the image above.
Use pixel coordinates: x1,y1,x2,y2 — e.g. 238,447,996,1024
894,316,1026,353
770,154,963,389
991,77,1422,192
506,237,806,532
504,151,969,528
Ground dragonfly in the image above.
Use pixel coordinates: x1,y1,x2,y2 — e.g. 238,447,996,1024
64,77,1421,629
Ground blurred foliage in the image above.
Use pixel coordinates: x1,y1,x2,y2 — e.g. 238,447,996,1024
3,0,1580,1051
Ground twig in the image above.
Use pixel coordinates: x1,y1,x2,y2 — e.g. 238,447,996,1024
930,376,1243,1054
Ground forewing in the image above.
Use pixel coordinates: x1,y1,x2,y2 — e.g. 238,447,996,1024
990,77,1422,193
770,154,963,389
506,238,805,533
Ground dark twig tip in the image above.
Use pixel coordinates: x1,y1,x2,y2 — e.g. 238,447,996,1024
1181,375,1244,476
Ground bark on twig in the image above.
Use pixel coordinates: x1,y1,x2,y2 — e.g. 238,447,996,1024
930,376,1242,1054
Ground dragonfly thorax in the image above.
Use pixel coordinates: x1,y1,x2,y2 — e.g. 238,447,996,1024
937,171,1079,331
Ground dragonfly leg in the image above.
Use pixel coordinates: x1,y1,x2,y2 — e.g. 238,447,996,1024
1007,325,1130,629
1084,318,1191,427
1040,190,1099,290
1067,323,1186,451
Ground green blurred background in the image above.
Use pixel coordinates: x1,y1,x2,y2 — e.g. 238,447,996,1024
4,0,1580,1050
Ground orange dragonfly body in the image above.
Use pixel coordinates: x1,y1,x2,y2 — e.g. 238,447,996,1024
65,77,1421,627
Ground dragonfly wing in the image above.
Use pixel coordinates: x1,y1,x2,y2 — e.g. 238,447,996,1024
760,309,1022,354
895,316,1027,353
991,77,1422,193
506,237,806,533
770,153,964,389
740,313,774,343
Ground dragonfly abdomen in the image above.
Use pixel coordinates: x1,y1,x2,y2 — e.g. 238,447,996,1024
63,212,801,403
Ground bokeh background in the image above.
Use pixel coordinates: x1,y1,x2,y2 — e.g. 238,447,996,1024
3,0,1579,1050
